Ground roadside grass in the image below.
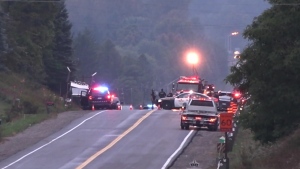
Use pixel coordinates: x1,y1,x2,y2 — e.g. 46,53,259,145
229,114,300,169
1,113,49,137
0,72,80,140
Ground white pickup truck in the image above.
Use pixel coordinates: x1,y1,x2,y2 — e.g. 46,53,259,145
180,97,219,131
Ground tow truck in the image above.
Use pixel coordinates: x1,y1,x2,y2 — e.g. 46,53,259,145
172,76,204,95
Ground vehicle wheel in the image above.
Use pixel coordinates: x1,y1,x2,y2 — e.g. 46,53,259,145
185,125,190,130
207,126,213,131
162,102,171,110
180,123,184,130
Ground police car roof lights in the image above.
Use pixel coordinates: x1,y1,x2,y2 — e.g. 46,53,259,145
93,86,109,93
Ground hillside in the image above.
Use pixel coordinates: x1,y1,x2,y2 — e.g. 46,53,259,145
0,72,77,139
229,127,300,169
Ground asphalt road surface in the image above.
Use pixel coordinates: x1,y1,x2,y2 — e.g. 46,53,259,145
0,106,199,169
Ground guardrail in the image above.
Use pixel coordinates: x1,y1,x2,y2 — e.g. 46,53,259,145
216,102,241,169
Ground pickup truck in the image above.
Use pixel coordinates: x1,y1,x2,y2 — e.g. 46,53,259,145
180,97,219,131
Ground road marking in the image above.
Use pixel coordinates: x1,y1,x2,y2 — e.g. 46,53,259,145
161,130,195,169
76,109,156,169
1,111,106,169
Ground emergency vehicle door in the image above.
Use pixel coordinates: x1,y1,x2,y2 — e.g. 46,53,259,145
174,93,190,107
80,90,88,106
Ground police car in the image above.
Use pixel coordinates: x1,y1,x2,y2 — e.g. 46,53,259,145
180,97,219,131
158,92,211,110
80,86,114,110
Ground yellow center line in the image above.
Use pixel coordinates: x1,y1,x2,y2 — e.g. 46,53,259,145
76,109,156,169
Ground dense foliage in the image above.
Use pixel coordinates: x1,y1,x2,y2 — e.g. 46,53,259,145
226,0,300,143
0,0,75,95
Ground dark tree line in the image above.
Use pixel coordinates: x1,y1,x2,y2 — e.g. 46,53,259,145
0,0,75,95
226,0,300,143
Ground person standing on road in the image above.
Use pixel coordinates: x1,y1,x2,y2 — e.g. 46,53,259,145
158,89,166,98
151,89,156,109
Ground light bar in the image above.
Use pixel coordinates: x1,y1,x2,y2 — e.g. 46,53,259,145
93,86,108,92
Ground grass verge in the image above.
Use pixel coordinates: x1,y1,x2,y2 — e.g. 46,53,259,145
0,72,80,140
229,122,300,169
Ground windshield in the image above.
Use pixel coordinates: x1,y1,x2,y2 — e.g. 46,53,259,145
190,100,214,107
176,83,199,92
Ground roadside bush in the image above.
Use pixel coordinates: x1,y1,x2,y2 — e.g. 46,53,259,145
23,101,39,114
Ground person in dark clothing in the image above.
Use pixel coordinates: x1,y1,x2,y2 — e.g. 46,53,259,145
151,89,156,109
158,89,167,98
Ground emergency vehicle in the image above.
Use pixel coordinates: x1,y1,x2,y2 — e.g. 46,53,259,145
173,76,204,95
80,85,118,110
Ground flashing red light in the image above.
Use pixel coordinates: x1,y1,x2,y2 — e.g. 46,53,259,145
88,96,92,100
234,93,241,98
195,117,201,120
107,95,111,99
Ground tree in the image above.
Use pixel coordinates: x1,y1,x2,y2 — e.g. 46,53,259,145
44,0,75,94
0,5,8,71
226,0,300,143
73,28,99,79
1,1,57,82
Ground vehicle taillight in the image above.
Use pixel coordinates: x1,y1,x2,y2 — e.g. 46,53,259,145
209,118,217,122
111,94,114,98
234,93,241,98
107,95,111,99
182,116,187,120
195,117,201,120
88,96,92,100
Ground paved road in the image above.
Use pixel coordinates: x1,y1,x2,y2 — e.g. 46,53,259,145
0,108,195,169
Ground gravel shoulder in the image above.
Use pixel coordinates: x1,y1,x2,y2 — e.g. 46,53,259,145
0,111,222,169
170,129,223,169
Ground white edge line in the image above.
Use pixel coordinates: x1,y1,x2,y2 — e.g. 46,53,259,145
1,111,105,169
161,130,195,169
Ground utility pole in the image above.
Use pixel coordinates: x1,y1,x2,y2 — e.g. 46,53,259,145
65,67,71,100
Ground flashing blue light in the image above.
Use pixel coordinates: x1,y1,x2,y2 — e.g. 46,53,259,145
147,104,157,108
93,86,109,93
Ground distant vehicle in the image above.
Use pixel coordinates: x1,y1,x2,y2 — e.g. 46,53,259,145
158,92,211,110
111,96,122,110
143,104,157,109
180,97,219,131
173,76,204,95
217,91,232,111
204,84,215,95
80,86,114,110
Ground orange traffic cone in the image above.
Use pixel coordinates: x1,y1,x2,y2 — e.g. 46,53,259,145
92,105,95,110
130,105,133,110
140,105,143,110
158,104,161,110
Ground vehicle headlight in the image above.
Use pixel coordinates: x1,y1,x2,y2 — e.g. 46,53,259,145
158,99,162,103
